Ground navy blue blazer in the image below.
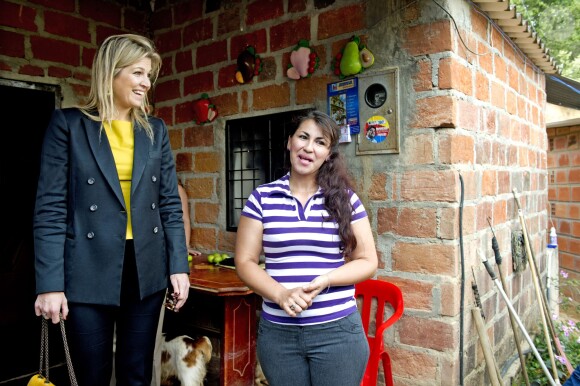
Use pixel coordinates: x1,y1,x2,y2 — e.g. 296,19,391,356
33,108,189,306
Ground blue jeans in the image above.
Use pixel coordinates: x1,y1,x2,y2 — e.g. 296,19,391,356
257,311,369,386
564,365,580,386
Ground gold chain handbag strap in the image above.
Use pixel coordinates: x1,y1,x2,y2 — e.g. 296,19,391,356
39,316,78,386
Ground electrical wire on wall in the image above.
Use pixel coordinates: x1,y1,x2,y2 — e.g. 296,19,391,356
459,172,465,385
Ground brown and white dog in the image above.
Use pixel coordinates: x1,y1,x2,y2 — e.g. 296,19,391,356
159,334,212,386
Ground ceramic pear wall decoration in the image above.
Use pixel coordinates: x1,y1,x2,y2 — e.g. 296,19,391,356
235,46,262,84
287,39,319,80
332,35,375,78
192,93,218,125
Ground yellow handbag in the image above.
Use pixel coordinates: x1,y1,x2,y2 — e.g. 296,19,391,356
28,316,77,386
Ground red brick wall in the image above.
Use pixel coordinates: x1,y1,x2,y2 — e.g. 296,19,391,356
548,125,580,281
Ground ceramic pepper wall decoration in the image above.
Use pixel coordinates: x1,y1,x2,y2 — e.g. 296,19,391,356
331,35,375,79
286,39,319,80
192,93,218,125
235,46,262,84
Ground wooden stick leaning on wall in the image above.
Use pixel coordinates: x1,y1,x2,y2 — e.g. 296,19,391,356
512,189,560,382
471,268,503,386
486,218,531,386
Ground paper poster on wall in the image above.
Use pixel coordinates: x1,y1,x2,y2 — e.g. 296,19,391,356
327,78,360,143
364,115,390,143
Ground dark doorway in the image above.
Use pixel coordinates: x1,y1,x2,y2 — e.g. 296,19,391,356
0,80,63,383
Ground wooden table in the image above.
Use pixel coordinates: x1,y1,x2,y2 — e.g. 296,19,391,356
186,254,258,386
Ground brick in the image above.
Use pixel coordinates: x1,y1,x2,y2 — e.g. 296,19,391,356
231,30,268,60
168,128,182,150
413,59,432,92
0,30,25,58
48,66,72,78
439,57,473,96
253,83,290,110
79,0,121,26
194,202,219,224
218,230,237,253
187,177,214,199
30,0,75,12
173,1,203,26
211,92,239,118
482,170,497,196
184,71,214,97
150,7,172,30
194,151,221,173
389,347,438,381
191,227,217,251
155,79,180,102
399,208,437,238
493,199,507,225
400,316,456,351
296,74,334,106
318,3,365,40
475,70,490,102
218,64,239,89
175,101,196,124
558,187,571,202
175,152,193,172
0,2,37,31
246,0,284,25
383,276,434,312
123,8,148,34
31,36,80,66
441,281,460,316
403,20,453,56
411,95,457,128
368,173,387,200
439,133,474,164
175,50,193,73
185,125,215,148
19,64,44,76
491,80,505,110
400,170,458,202
439,207,459,240
289,0,307,13
270,17,311,52
156,29,182,53
405,133,434,165
476,201,492,232
218,7,241,36
44,11,91,43
196,40,228,68
183,18,213,45
377,207,397,234
393,242,457,276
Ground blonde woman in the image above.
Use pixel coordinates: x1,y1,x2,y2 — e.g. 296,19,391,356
33,34,190,386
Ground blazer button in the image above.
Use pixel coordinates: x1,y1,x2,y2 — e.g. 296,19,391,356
90,204,98,211
87,232,95,239
151,176,157,182
151,203,156,210
87,178,95,185
153,227,159,234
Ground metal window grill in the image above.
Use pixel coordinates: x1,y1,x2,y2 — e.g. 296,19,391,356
225,109,310,230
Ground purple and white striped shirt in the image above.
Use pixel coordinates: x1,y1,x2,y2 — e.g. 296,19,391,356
241,173,368,325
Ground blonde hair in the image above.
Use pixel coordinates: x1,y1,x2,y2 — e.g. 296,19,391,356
79,34,162,141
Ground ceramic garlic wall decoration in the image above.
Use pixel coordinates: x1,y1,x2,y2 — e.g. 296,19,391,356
192,93,218,125
287,39,319,80
332,35,374,78
235,46,262,84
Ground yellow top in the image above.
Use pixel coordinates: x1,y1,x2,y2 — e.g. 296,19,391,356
103,120,134,239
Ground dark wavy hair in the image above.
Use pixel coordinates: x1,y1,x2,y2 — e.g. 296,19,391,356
288,110,357,255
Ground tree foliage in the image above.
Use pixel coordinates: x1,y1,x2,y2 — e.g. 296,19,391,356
511,0,580,80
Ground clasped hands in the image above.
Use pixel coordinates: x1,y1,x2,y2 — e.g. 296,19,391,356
281,274,330,316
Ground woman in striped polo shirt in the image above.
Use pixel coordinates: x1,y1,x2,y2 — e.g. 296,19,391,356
235,110,378,386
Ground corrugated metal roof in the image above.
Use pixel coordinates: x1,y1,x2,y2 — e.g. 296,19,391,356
471,0,561,74
546,74,580,109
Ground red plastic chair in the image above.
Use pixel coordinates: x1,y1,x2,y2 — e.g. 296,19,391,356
355,279,404,386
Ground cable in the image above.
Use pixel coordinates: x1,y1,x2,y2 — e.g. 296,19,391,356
459,172,465,385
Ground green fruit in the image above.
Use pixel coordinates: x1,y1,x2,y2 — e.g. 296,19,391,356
214,255,224,264
221,253,229,260
188,254,193,262
207,254,215,263
340,41,362,76
360,47,374,68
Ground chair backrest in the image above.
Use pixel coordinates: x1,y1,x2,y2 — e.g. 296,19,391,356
355,279,404,350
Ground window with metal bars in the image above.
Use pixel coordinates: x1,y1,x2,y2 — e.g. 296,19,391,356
225,109,311,231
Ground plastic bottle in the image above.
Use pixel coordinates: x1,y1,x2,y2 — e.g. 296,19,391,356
548,227,558,248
